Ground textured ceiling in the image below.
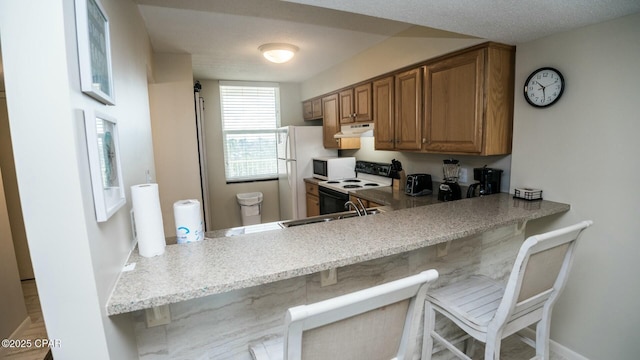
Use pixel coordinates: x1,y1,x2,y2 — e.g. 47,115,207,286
136,0,417,82
136,0,640,82
286,0,640,44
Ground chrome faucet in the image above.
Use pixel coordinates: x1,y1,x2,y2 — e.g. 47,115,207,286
355,198,368,216
344,201,362,216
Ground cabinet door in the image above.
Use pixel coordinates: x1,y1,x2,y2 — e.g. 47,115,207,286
303,98,323,121
423,49,485,153
305,182,319,196
373,76,395,150
303,100,313,120
323,93,360,149
311,98,322,118
354,83,372,122
322,93,340,148
395,68,423,150
306,194,320,217
339,89,354,123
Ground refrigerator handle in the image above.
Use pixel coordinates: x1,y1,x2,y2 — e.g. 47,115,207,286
285,132,291,161
286,159,295,190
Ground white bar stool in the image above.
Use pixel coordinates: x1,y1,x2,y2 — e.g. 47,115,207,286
249,269,439,360
422,220,593,360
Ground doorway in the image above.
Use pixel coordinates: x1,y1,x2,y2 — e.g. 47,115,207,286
0,71,51,360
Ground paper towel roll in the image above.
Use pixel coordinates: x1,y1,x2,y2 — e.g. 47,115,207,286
131,184,166,257
173,199,203,244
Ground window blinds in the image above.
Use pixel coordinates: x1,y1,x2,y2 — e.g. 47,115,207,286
219,82,280,182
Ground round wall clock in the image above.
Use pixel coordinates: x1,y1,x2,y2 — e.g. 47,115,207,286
524,67,565,107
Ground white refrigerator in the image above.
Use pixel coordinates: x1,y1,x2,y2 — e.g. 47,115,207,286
277,126,337,220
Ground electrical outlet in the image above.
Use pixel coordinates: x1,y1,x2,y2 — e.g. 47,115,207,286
320,269,338,287
145,305,171,327
459,168,468,183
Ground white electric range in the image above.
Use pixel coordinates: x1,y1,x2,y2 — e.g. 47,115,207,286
317,160,393,214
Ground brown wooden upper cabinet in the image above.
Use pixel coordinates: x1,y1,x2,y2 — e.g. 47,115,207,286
423,44,515,155
394,68,423,150
322,93,360,149
303,97,322,120
373,76,395,150
374,69,422,151
339,83,372,124
304,42,514,155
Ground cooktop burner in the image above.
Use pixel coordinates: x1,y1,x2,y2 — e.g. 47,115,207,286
318,160,393,195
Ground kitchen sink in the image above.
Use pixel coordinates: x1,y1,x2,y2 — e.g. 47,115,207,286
279,207,385,228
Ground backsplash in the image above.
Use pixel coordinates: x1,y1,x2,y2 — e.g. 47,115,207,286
340,137,512,193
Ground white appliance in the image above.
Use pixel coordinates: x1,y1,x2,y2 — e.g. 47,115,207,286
277,126,336,221
317,160,393,215
312,156,356,180
334,123,374,138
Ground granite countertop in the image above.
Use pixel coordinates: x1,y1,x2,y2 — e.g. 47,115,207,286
351,186,440,209
205,183,434,239
106,193,569,316
303,177,322,185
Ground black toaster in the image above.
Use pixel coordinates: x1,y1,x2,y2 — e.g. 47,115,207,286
405,174,433,196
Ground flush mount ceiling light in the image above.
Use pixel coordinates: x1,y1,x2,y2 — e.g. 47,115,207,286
259,43,299,64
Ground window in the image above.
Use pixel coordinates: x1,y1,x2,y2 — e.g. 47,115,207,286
219,81,280,182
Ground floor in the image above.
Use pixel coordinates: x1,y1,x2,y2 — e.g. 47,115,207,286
423,331,570,359
4,280,52,360
469,334,569,360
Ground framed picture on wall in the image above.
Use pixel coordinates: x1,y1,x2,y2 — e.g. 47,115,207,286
75,0,115,105
84,109,125,222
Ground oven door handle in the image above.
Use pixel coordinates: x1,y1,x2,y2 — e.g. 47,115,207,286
319,187,347,200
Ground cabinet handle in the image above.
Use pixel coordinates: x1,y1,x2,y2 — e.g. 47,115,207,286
422,138,426,144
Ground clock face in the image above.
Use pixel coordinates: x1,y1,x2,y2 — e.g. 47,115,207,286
524,67,564,107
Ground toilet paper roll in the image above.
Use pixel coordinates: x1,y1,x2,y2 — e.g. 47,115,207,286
173,199,203,244
131,184,166,257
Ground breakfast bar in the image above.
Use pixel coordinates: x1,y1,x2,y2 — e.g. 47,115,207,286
108,194,569,359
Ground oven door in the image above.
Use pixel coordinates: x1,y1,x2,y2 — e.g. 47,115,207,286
318,186,348,215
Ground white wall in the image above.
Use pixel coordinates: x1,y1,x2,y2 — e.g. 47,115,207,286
511,13,640,359
0,0,155,358
302,26,483,99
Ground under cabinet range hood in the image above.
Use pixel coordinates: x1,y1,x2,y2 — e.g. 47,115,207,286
334,123,374,138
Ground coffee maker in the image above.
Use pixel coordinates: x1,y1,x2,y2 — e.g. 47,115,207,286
466,166,503,198
438,159,462,201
